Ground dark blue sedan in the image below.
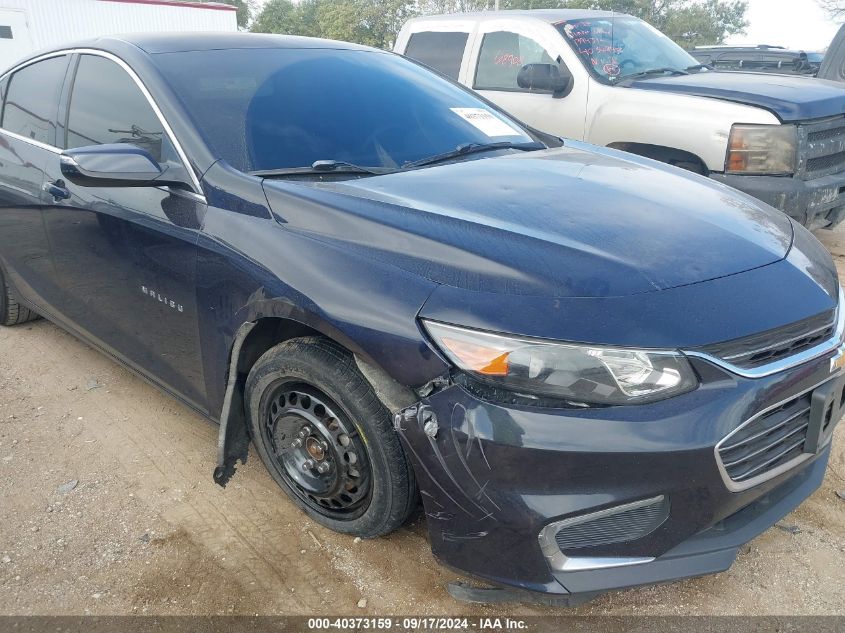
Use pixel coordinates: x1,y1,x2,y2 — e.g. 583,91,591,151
0,33,841,605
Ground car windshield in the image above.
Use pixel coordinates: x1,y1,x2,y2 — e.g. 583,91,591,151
556,16,699,82
155,47,535,174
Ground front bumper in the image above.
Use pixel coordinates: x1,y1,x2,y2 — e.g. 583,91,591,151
711,171,845,230
396,351,841,600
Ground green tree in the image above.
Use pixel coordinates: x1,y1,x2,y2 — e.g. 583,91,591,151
252,0,415,48
417,0,492,12
252,0,747,49
252,0,318,37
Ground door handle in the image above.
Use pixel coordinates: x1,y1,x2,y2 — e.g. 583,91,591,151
43,179,70,201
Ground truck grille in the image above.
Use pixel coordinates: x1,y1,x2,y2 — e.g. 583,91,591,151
807,151,845,175
799,116,845,180
717,392,812,484
694,309,836,370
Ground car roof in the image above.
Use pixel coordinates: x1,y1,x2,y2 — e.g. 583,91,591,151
406,9,627,25
42,32,376,56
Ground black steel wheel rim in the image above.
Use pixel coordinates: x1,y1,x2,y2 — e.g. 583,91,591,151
261,381,372,519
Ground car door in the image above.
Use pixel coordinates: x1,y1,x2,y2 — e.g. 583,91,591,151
469,22,587,140
42,52,208,412
0,53,69,311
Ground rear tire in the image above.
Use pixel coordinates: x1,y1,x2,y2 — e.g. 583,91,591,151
245,336,417,538
0,268,39,326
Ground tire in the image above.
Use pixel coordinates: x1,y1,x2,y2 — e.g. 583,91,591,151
0,268,38,326
245,336,417,538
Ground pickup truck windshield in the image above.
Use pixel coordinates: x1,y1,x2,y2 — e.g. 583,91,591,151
155,48,535,173
556,16,699,82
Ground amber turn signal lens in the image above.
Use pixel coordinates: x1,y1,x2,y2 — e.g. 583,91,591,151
727,133,748,172
725,124,797,175
439,337,510,376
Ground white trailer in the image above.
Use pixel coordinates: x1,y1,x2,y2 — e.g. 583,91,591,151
0,0,238,71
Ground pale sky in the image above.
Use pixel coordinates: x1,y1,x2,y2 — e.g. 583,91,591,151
725,0,840,52
252,0,841,52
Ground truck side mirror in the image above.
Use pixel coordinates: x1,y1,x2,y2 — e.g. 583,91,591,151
517,63,573,98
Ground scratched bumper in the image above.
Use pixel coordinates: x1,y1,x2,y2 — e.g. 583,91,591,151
395,353,839,598
711,171,845,230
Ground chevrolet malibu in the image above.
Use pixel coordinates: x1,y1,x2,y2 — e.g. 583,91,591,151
0,33,841,605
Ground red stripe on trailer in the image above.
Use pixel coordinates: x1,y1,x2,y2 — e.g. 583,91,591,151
98,0,238,11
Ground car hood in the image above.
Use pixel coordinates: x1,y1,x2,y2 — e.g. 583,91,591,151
626,71,845,121
262,143,793,299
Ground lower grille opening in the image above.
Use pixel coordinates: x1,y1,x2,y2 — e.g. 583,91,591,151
718,393,812,484
553,496,670,552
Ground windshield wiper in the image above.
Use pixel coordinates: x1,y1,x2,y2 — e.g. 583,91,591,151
250,160,396,178
685,63,713,73
616,67,690,82
402,141,545,169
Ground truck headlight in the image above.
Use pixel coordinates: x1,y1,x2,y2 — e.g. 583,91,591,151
726,124,797,175
423,321,699,406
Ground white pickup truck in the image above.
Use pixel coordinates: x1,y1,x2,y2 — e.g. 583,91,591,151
395,10,845,230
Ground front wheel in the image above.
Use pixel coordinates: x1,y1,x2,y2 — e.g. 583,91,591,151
245,337,417,537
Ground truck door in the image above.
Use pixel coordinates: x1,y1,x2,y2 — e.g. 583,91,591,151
403,29,472,82
468,21,587,140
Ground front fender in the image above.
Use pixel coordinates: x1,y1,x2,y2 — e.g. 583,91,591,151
585,87,779,172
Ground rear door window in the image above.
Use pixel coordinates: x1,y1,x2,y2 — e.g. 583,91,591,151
404,31,469,80
474,31,555,91
2,55,68,145
66,54,167,161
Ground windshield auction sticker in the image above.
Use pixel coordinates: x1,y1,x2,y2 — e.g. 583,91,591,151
450,108,523,137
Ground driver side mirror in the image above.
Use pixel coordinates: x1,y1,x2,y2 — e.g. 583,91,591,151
60,143,192,189
517,63,573,98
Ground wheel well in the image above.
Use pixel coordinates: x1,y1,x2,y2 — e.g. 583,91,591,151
607,142,709,175
215,316,418,487
235,317,322,375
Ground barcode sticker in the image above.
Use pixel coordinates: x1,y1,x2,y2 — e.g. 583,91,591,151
450,108,522,137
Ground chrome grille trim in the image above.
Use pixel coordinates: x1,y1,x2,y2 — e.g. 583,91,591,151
538,497,664,572
684,288,844,379
714,376,839,492
719,405,810,454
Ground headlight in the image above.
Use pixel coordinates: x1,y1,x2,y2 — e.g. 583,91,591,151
726,124,797,175
423,321,698,406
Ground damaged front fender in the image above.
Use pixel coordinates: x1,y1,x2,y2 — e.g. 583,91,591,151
393,381,568,595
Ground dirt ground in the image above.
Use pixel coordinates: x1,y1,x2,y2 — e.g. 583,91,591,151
1,230,844,618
